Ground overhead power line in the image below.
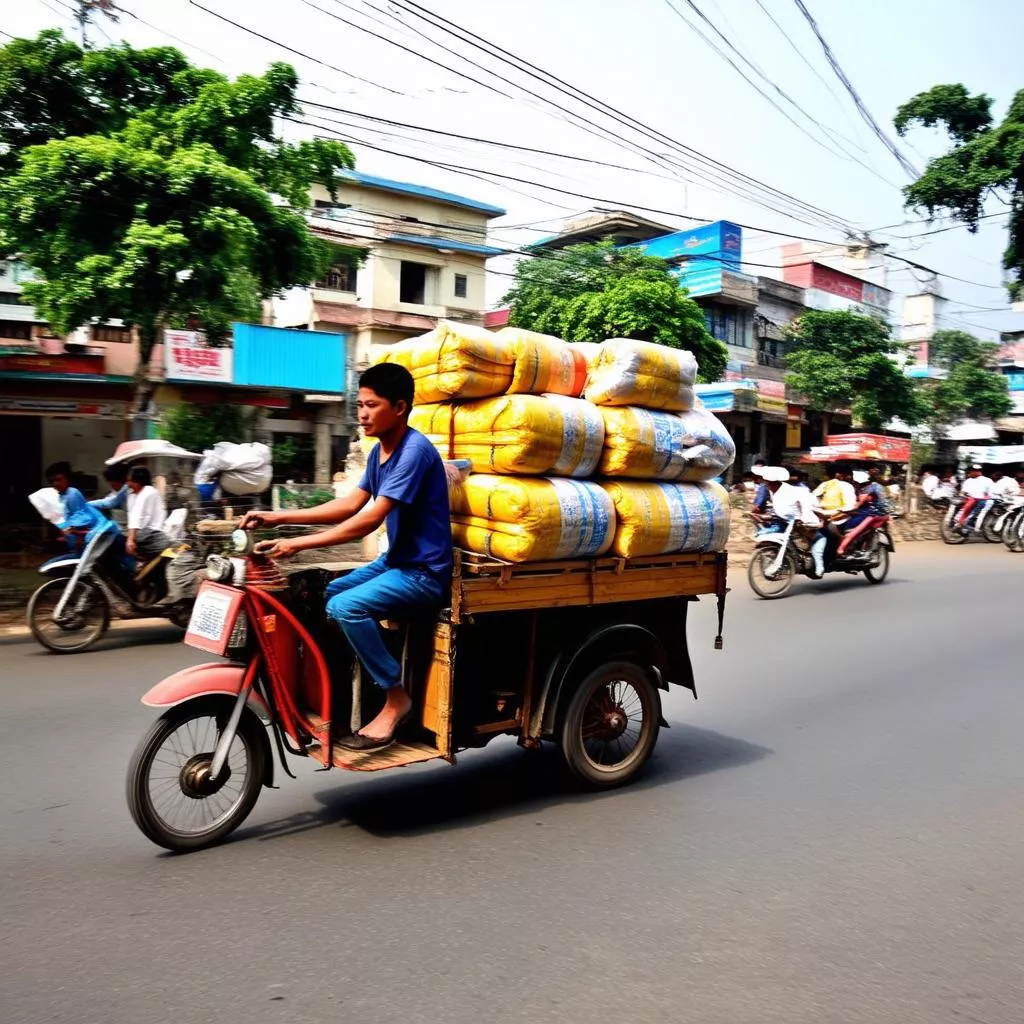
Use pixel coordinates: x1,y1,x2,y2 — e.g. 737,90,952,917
376,0,856,232
792,0,918,179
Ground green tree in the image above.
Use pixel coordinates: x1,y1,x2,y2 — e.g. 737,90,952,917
895,84,1024,300
503,240,727,382
925,329,1012,430
158,402,249,455
0,31,355,433
784,309,925,432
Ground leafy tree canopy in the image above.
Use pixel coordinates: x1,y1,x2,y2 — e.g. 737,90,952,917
502,240,727,383
925,328,1012,428
158,401,249,454
784,309,926,432
0,31,354,388
895,83,1024,300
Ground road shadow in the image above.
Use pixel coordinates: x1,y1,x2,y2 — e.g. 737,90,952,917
1,623,184,653
237,723,772,844
760,575,913,601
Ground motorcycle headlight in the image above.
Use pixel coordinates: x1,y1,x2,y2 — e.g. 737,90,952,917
206,554,234,583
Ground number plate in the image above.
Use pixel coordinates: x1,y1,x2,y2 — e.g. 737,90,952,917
184,583,244,655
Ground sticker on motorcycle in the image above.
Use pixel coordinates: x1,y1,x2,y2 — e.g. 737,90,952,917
185,583,244,655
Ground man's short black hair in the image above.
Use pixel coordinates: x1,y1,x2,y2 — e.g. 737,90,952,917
103,466,127,483
129,465,152,487
359,362,414,411
45,461,71,480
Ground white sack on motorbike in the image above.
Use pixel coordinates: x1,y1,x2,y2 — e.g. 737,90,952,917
29,487,64,525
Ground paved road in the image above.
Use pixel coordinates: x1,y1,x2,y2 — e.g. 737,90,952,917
1,544,1022,1024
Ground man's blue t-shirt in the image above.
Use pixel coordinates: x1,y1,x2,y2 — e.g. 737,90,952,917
360,428,452,579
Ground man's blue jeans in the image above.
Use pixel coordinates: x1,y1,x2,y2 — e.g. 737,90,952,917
325,557,447,690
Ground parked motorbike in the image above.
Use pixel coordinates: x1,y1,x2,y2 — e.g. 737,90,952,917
747,514,893,599
26,537,198,653
939,497,1005,545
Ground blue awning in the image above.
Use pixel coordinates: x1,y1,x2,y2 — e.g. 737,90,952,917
384,234,506,258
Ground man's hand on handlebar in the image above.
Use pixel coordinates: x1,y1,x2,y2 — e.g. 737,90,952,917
239,510,286,531
254,536,301,559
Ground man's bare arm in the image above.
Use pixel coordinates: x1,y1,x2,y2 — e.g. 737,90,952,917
256,497,395,557
240,488,370,529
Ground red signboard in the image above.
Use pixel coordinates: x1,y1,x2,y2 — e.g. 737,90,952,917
0,352,104,375
805,432,911,462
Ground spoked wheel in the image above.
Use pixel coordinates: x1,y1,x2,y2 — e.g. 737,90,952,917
863,543,890,584
560,661,660,788
747,547,796,599
1003,511,1024,552
27,577,110,653
982,513,1003,544
127,697,266,852
939,514,968,545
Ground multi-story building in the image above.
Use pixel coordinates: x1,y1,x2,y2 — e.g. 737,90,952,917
273,170,506,370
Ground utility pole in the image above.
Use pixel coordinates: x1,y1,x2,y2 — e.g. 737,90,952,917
72,0,121,49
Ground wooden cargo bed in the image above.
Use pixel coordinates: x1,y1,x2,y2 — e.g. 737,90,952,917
451,549,727,622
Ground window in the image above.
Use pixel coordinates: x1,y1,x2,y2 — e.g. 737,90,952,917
92,324,132,343
399,261,437,305
316,262,357,293
0,319,32,341
453,273,468,299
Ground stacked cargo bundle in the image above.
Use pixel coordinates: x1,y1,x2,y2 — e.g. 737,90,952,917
376,321,734,562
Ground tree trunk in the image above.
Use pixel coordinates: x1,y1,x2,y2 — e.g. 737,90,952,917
130,322,160,440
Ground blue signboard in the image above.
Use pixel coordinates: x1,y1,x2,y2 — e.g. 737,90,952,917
232,323,346,393
636,221,742,264
1005,372,1024,391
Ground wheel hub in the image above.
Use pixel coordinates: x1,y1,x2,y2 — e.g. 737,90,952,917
179,754,230,799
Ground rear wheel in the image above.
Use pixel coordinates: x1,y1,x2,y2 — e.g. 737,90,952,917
747,547,796,599
559,661,660,788
1003,510,1024,551
982,511,1003,544
863,543,890,584
27,577,110,653
126,697,266,852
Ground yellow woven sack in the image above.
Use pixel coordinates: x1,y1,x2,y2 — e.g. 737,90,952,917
598,405,736,482
494,327,589,397
451,475,616,562
410,393,605,477
601,481,731,557
585,338,697,411
573,342,602,375
377,320,513,403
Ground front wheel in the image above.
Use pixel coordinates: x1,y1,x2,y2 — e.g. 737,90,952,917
939,514,968,545
559,660,660,788
1003,511,1024,552
126,697,267,852
27,577,110,653
747,547,796,599
863,543,890,584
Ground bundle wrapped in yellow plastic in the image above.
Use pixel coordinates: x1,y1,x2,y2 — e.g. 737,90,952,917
451,475,616,562
601,481,731,558
495,328,589,397
410,393,605,477
585,339,697,411
598,405,736,482
377,321,513,403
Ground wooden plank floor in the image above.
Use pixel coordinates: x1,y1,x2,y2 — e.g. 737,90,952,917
330,740,445,772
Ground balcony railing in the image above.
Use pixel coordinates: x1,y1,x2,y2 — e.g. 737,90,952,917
756,349,787,369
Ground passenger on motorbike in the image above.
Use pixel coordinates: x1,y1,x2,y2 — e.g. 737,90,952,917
989,468,1021,502
760,466,827,577
958,465,992,530
840,469,887,535
126,466,172,561
90,465,129,514
45,461,121,579
240,363,452,751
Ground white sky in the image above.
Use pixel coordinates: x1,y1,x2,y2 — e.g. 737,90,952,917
4,0,1023,339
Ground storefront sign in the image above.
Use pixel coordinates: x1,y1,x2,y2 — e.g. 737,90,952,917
165,329,232,383
1004,372,1024,391
755,393,787,415
822,433,911,462
0,396,127,416
786,404,803,449
0,352,104,375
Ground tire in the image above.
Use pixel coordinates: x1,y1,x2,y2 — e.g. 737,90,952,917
27,577,110,653
127,697,267,853
981,511,1003,544
939,514,968,545
559,660,661,789
1003,510,1024,552
863,543,890,584
747,547,796,599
